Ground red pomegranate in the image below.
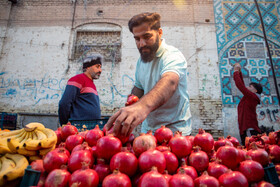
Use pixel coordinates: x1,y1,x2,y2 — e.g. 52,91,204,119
110,151,138,177
102,170,131,187
246,143,269,167
194,171,219,187
256,181,274,187
43,149,69,173
156,145,170,152
55,128,62,145
72,142,93,155
193,128,214,153
162,151,179,174
267,145,280,163
216,145,239,169
69,164,99,187
96,135,122,161
133,133,157,157
260,133,271,144
218,170,248,187
239,159,264,183
53,144,71,158
163,170,172,183
93,159,111,184
237,146,247,163
146,130,158,144
138,149,166,174
178,160,198,180
65,134,84,152
169,131,192,159
78,130,88,138
138,167,168,187
44,166,71,187
169,168,194,187
85,125,104,146
226,135,240,147
207,160,228,179
61,123,78,141
188,147,209,173
185,135,194,147
30,159,45,175
214,137,233,151
68,150,94,173
154,125,173,144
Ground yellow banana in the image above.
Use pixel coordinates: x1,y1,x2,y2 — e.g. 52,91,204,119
16,145,37,156
25,122,45,131
14,129,25,142
17,131,28,143
21,132,31,144
32,131,38,140
0,145,11,155
0,129,23,138
39,128,57,148
23,139,41,151
0,156,16,185
34,129,47,140
3,153,29,181
39,143,56,156
6,139,20,154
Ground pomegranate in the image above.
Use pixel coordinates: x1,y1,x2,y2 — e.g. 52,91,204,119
154,125,173,144
219,170,248,187
267,144,280,163
178,160,198,180
69,164,99,187
30,159,45,175
162,151,179,174
44,166,71,187
132,133,156,157
169,168,194,187
125,94,139,106
256,181,274,187
146,130,158,144
85,125,104,146
72,142,93,155
138,149,166,174
246,143,269,167
239,160,264,183
53,144,71,158
138,167,168,187
193,128,214,153
214,137,233,151
61,123,78,141
96,135,122,161
91,146,97,158
207,160,228,179
185,135,194,147
105,123,130,145
237,146,247,163
275,164,280,175
93,159,111,184
65,134,84,152
156,145,170,152
261,133,270,144
110,151,138,177
43,149,68,173
194,171,219,187
163,170,172,183
37,173,47,187
169,131,192,158
78,130,88,138
188,147,209,173
68,150,94,172
216,145,239,169
102,170,131,187
226,135,240,147
55,128,62,145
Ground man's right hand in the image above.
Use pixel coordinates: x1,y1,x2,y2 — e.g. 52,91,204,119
234,63,241,72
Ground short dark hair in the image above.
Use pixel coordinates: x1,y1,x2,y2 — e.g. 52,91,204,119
128,12,161,33
250,82,263,94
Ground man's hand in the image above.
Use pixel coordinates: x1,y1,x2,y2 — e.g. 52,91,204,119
105,103,149,137
234,63,241,72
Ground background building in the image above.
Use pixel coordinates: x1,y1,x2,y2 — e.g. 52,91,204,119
0,0,279,141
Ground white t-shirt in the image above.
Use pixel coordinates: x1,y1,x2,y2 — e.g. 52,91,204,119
134,39,192,135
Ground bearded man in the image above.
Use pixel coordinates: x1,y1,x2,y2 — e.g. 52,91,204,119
106,12,192,136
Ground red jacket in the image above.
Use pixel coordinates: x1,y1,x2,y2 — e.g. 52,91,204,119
233,71,261,135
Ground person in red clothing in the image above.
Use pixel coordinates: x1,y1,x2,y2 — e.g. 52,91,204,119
233,63,263,145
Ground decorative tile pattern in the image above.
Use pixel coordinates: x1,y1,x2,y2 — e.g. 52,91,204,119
214,0,280,105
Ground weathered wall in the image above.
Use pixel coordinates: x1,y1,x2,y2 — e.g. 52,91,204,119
1,0,279,141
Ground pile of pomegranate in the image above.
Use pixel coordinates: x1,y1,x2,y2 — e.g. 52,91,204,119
30,124,280,187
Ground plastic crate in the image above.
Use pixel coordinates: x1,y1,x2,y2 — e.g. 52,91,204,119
0,112,17,130
264,163,280,187
20,165,41,187
69,117,110,131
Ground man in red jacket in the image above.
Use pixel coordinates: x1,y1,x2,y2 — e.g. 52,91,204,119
233,63,263,145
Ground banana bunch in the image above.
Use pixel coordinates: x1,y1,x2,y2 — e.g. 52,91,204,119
0,122,57,157
0,153,29,186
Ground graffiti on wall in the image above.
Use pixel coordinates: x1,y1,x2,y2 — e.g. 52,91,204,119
258,107,280,124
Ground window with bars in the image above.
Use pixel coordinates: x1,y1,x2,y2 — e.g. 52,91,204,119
74,30,121,63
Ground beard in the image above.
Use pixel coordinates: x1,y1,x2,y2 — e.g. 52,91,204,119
91,72,101,79
139,36,160,63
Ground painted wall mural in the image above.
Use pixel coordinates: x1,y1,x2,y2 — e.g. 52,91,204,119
214,0,280,106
